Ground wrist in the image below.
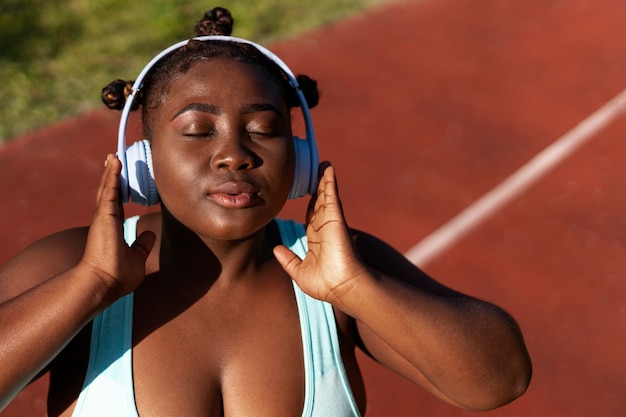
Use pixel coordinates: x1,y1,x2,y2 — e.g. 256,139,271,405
328,263,378,315
71,262,125,310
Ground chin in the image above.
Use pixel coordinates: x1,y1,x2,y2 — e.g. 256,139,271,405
200,213,275,241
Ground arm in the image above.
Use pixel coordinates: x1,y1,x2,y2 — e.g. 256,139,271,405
0,155,155,410
273,163,531,411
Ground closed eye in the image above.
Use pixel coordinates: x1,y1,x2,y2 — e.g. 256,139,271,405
245,119,285,139
182,126,216,138
183,131,216,138
246,129,278,138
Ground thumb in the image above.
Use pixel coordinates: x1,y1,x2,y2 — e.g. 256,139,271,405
273,245,302,277
131,231,156,263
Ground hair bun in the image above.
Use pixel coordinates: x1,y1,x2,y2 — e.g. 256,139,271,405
295,74,319,109
101,79,139,111
194,7,233,36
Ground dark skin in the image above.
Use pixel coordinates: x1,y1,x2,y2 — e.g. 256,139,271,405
0,57,531,416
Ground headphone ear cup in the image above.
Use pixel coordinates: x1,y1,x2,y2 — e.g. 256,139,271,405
123,139,160,206
289,136,318,199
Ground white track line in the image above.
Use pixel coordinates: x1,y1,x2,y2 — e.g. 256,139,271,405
405,87,626,267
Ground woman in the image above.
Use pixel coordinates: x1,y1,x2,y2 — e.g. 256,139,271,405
0,7,531,416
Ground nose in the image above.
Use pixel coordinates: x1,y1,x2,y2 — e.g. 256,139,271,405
210,132,257,171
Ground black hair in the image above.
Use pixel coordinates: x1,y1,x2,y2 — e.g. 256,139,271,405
101,7,319,138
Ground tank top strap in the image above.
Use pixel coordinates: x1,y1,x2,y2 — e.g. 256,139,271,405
274,218,361,417
71,217,139,417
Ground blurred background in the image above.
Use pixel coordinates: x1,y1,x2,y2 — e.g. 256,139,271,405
0,0,385,142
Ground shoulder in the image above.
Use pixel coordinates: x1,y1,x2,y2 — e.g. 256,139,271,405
349,227,460,297
349,227,416,274
0,226,90,303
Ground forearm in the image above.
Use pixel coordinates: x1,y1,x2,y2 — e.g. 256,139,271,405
0,265,114,410
335,268,531,410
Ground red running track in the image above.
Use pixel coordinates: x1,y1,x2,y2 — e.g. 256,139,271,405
2,0,626,415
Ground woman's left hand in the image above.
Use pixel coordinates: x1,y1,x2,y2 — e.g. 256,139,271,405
273,163,368,304
275,164,532,411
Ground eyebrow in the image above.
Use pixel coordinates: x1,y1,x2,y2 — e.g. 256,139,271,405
241,103,283,115
171,103,219,121
171,102,284,121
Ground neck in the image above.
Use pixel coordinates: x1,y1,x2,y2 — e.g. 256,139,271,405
157,207,279,284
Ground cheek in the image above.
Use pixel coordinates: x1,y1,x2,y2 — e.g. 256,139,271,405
151,146,197,199
271,139,296,194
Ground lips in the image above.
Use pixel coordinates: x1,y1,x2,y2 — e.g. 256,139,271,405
207,181,261,208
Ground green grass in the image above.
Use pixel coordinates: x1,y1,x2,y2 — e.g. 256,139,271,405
0,0,387,142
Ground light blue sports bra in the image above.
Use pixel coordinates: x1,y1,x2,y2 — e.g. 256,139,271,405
71,217,361,417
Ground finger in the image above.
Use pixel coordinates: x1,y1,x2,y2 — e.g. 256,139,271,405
273,245,302,278
316,162,333,196
323,164,339,194
313,165,350,236
95,154,115,203
306,161,332,224
305,192,317,225
94,155,123,218
318,161,331,179
98,155,121,199
316,165,342,215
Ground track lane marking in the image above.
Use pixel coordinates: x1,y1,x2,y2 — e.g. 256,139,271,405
405,88,626,267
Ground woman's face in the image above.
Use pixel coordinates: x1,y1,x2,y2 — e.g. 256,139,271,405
150,56,295,241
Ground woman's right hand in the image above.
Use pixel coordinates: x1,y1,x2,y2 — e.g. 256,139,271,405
0,154,155,408
79,154,155,302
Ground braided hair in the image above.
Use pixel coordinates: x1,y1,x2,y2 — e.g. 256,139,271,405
101,7,319,138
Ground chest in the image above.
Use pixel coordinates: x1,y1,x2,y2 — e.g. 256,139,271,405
51,276,363,417
130,276,306,417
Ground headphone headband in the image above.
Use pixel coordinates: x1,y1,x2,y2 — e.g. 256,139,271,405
117,35,318,204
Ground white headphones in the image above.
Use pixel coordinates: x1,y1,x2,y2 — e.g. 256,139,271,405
117,35,319,206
